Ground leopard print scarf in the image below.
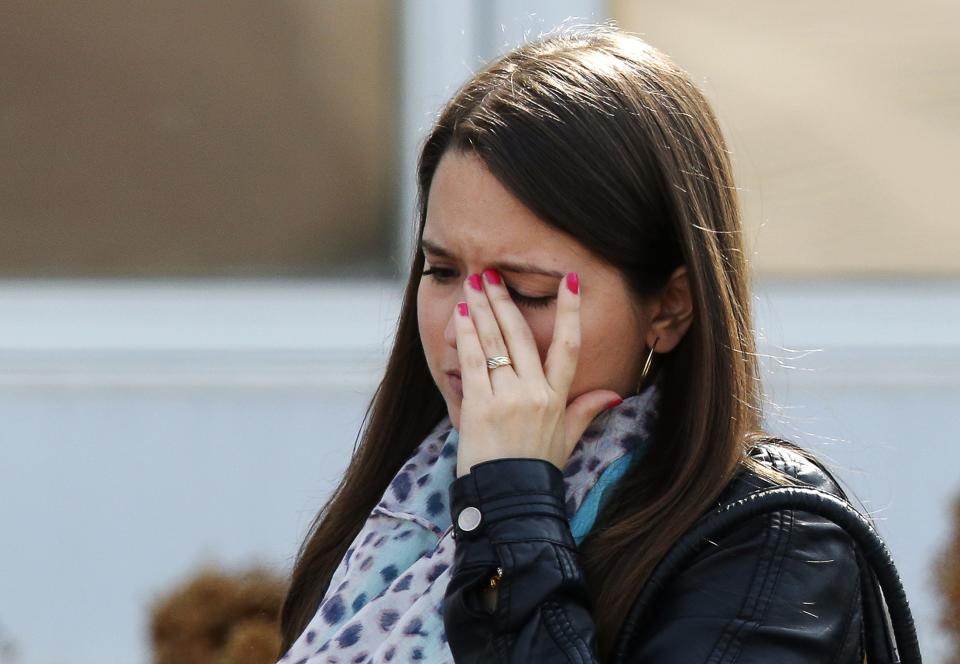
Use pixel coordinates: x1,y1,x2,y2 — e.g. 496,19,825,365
278,380,661,664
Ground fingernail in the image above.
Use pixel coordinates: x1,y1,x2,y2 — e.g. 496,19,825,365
566,272,579,294
605,397,623,411
457,302,469,316
467,274,483,291
483,269,501,285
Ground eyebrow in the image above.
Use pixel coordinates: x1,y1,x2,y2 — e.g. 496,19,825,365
420,238,566,278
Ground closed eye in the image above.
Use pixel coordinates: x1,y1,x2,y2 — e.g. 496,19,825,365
421,268,555,309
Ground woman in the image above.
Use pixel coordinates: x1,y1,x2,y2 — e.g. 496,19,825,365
277,25,868,663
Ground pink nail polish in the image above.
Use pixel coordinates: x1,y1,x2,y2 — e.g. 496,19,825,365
566,272,579,294
468,274,483,291
605,397,623,411
457,302,469,316
483,269,501,285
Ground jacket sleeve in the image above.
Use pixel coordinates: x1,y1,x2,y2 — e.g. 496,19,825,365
442,456,864,664
442,457,601,663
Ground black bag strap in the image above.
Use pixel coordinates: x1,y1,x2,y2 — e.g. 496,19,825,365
612,486,921,663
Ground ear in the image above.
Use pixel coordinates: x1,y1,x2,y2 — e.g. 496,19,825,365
645,266,694,353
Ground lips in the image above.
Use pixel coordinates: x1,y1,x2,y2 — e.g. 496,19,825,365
447,372,463,397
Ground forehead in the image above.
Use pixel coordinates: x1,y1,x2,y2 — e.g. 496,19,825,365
422,151,588,264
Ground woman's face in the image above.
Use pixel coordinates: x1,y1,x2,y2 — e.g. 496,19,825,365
417,150,652,430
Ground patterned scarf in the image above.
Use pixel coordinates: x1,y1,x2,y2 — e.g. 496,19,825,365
278,380,661,664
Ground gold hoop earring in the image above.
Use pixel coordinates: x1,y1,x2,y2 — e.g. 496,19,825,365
636,337,660,394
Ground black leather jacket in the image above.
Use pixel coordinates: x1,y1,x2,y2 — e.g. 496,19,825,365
443,442,864,663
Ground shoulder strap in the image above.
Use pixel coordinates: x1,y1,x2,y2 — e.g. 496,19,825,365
611,486,921,664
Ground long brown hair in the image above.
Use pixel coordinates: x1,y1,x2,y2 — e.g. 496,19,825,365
279,25,792,661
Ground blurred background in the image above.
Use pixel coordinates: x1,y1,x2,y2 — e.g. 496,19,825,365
1,1,957,662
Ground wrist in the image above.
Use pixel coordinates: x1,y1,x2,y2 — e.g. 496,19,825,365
449,457,574,548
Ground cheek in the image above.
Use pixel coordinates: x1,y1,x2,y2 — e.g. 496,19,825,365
416,288,435,348
417,287,447,348
523,310,555,365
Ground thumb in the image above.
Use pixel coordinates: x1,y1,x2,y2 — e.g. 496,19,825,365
562,389,624,455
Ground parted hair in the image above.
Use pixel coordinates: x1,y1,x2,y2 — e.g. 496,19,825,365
278,24,791,661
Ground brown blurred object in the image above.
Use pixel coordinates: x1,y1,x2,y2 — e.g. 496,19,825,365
148,564,288,664
612,0,960,278
0,0,396,277
939,494,960,663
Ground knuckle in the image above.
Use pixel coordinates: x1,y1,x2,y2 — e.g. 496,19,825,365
527,390,551,410
480,334,502,350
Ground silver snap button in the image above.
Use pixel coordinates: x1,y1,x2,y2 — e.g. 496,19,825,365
457,506,482,532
